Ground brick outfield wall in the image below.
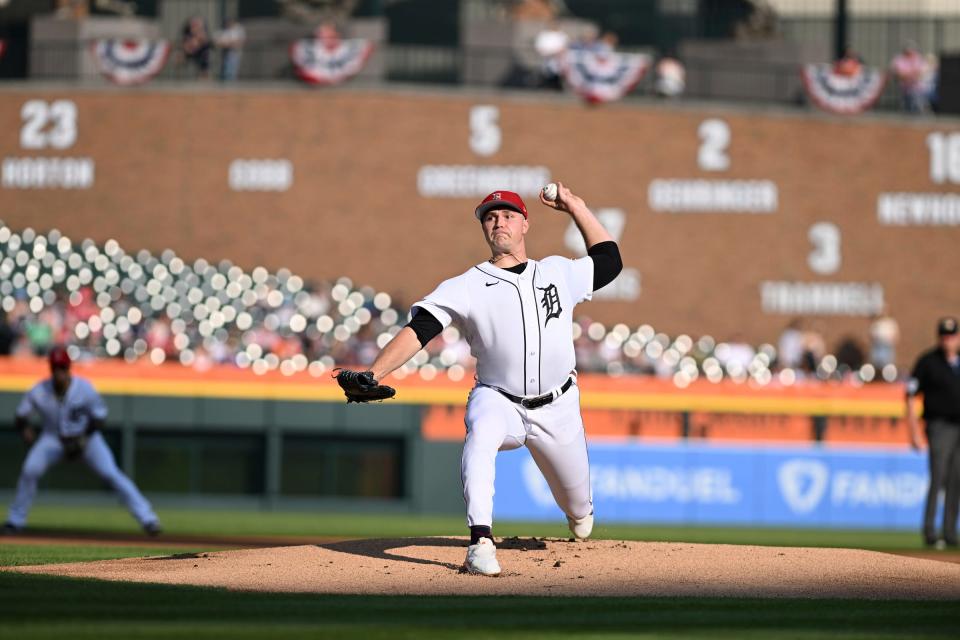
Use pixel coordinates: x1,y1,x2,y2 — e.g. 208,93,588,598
0,89,957,365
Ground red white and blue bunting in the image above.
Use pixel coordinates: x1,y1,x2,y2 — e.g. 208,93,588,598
91,39,170,86
561,49,651,104
289,38,374,86
801,63,887,115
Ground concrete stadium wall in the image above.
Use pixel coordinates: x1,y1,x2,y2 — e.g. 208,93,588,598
1,88,958,363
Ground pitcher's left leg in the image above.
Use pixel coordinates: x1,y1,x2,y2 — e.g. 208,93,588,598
83,433,159,528
524,386,593,523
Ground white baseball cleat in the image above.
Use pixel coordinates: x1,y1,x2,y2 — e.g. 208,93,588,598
463,537,501,577
567,512,594,540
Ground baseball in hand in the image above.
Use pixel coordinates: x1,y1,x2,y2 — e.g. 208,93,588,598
542,182,559,202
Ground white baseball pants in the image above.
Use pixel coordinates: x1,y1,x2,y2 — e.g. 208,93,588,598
6,432,158,528
461,383,592,527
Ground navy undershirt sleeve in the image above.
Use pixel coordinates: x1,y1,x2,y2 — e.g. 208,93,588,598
588,241,623,290
406,308,444,347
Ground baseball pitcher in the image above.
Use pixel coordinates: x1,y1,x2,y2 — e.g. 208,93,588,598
337,183,622,576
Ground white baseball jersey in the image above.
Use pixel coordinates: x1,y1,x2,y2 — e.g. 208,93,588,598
16,377,107,437
413,256,594,398
8,376,159,529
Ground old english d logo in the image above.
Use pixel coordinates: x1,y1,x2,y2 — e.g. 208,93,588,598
539,283,562,325
777,459,829,514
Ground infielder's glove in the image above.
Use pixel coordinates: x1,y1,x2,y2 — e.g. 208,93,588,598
334,369,396,403
60,435,88,461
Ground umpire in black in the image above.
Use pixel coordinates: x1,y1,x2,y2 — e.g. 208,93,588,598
907,316,960,548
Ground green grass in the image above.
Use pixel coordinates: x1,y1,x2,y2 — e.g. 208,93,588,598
0,572,957,639
18,504,928,550
0,544,213,566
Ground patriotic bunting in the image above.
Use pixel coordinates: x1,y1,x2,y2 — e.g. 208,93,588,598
92,39,170,86
289,38,373,86
561,49,651,104
801,63,887,115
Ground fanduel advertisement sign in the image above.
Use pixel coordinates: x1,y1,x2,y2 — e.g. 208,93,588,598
495,442,928,529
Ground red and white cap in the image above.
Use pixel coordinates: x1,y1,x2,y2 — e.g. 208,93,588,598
475,191,528,220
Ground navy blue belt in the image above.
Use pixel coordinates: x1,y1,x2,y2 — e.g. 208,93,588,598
496,377,574,410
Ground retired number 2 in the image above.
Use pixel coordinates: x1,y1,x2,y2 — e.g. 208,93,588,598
697,118,730,171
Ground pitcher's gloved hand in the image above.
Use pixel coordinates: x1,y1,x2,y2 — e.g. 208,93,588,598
335,369,396,403
60,435,88,461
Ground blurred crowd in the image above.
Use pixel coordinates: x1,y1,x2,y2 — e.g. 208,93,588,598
0,223,903,387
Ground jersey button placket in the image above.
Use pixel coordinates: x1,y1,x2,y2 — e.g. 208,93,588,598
520,274,539,394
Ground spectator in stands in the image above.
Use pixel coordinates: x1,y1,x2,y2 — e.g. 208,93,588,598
777,318,804,370
717,334,755,377
732,0,778,40
511,0,558,21
833,47,864,78
55,0,89,19
145,318,173,357
315,21,341,50
890,41,935,113
655,55,686,98
0,311,16,356
24,313,53,356
800,323,826,375
534,20,568,90
595,31,619,56
869,308,900,370
924,53,940,112
835,336,866,375
180,16,212,80
906,317,960,549
568,26,601,54
215,17,246,82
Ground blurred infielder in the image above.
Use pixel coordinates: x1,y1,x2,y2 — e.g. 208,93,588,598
336,183,622,575
3,346,162,535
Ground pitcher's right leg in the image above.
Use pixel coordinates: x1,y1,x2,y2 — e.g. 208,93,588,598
461,386,525,576
461,386,525,527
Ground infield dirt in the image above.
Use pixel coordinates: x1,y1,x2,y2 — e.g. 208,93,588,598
9,537,960,599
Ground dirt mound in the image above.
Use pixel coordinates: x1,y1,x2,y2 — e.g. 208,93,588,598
10,537,960,600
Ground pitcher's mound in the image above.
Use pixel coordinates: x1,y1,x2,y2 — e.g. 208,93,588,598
11,537,960,599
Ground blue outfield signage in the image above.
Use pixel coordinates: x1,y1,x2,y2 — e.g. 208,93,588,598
494,442,929,529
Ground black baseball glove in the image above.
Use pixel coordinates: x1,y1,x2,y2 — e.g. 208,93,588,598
335,369,396,403
60,435,89,461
